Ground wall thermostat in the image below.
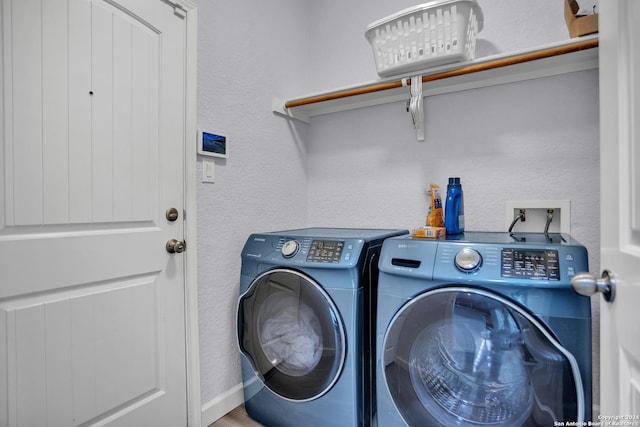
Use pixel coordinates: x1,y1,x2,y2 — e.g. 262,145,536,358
197,129,228,158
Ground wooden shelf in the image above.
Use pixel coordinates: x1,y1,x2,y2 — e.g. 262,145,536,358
273,36,598,123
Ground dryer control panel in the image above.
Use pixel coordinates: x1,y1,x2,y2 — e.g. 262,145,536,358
242,229,408,277
307,240,345,263
277,238,350,263
242,235,365,267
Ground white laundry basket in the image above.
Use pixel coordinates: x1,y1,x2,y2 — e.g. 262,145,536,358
365,0,484,77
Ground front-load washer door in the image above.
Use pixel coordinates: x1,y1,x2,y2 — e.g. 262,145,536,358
383,287,584,427
238,268,346,402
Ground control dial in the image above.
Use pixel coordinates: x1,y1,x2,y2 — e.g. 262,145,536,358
455,248,482,272
281,240,300,258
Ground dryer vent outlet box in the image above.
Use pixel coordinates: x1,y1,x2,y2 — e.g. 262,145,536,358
505,200,570,234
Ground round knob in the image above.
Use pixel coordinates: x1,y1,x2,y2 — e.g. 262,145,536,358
281,240,300,258
455,248,482,272
571,270,616,302
165,207,179,222
166,239,186,254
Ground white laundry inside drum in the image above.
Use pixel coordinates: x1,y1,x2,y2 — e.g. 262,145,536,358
259,293,323,376
409,320,533,426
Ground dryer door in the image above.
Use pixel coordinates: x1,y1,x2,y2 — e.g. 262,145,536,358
238,268,346,402
383,287,584,426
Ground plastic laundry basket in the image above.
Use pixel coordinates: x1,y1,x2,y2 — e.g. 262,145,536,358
365,0,484,77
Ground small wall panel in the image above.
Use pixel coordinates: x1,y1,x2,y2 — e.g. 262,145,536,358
2,0,160,229
42,0,71,224
10,0,43,226
67,0,93,225
113,18,134,222
0,276,161,426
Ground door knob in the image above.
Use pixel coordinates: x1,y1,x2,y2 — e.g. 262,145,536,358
166,239,186,254
571,270,616,302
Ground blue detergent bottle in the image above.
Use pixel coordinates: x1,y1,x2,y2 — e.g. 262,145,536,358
445,177,465,235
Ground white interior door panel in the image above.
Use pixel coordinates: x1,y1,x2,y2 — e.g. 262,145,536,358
0,0,189,425
599,0,640,419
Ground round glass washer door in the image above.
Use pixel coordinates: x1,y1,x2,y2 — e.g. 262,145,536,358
382,287,584,426
238,269,346,401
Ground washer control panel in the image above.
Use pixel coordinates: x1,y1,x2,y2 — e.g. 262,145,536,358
395,232,588,284
501,248,560,280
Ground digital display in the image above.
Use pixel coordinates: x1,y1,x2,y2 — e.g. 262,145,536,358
501,249,560,280
202,132,226,155
198,129,228,158
307,240,344,263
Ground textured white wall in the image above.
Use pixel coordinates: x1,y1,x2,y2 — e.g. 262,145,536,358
307,71,600,262
196,0,312,404
304,0,601,412
306,0,573,92
197,0,601,413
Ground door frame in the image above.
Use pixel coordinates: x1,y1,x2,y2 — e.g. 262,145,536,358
177,1,202,426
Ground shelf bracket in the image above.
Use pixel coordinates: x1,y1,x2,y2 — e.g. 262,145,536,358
407,76,425,141
272,97,310,124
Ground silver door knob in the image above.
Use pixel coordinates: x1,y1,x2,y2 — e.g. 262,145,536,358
166,239,186,254
571,270,616,302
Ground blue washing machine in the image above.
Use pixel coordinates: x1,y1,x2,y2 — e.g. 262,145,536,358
376,232,592,427
238,228,408,427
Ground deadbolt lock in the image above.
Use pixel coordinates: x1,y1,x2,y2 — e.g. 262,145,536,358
166,208,180,222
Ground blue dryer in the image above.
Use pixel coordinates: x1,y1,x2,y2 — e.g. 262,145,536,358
376,232,592,427
238,228,407,427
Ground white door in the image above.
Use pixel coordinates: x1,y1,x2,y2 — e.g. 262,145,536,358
598,0,640,418
0,0,189,426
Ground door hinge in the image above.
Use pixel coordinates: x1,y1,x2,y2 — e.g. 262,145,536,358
166,0,187,18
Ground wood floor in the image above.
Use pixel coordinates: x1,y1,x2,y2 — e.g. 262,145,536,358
209,405,263,427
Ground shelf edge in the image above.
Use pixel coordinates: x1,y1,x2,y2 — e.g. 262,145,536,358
274,37,599,120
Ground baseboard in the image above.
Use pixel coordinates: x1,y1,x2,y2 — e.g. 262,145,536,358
202,382,592,425
200,383,244,427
